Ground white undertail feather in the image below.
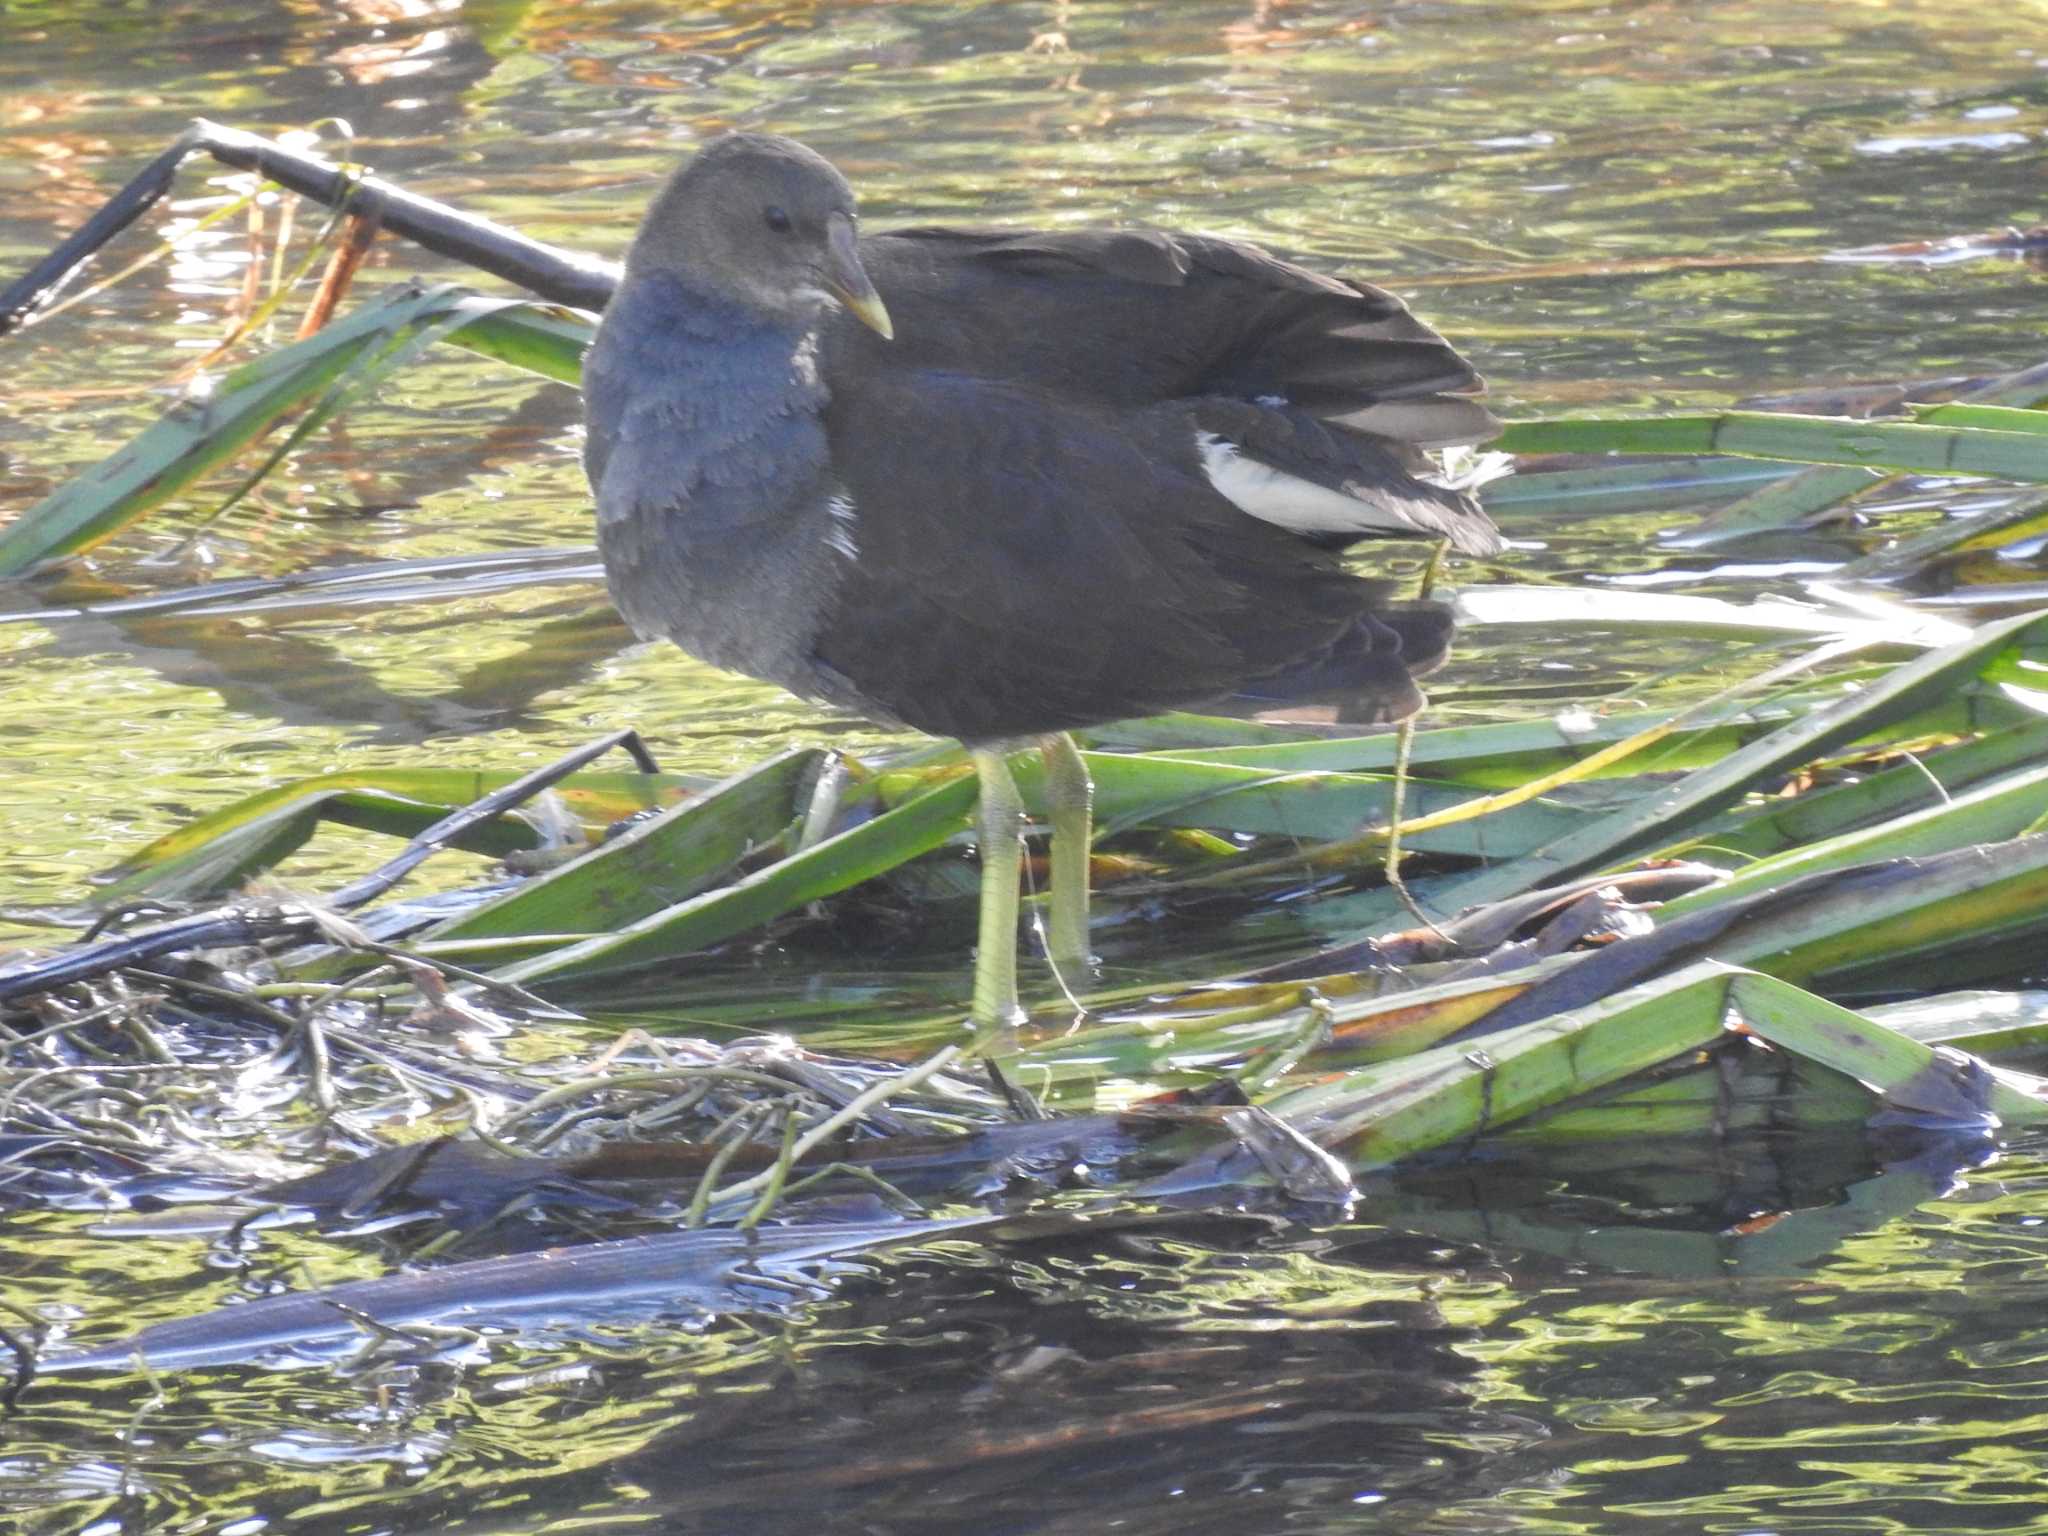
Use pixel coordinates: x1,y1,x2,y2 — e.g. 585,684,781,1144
1196,430,1506,556
1196,432,1395,535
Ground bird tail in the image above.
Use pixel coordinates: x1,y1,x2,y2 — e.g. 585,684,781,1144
1217,601,1454,726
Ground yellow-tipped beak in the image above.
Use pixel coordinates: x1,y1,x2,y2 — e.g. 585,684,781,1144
825,211,893,340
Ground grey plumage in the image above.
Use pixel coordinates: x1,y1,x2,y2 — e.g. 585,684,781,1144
583,133,1503,744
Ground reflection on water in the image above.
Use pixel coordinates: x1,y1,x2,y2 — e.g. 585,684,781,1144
3,1,2048,1531
9,1132,2048,1534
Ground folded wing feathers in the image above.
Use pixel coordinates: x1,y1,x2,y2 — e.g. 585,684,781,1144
1230,297,1488,420
872,224,1508,552
879,226,1196,285
1336,395,1503,449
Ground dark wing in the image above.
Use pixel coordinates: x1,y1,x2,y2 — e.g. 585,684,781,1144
811,369,1435,743
837,225,1498,449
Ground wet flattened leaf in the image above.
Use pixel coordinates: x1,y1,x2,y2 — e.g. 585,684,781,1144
1669,464,1883,547
1659,371,2048,546
1434,609,2048,912
0,287,590,576
1445,834,2048,1039
1271,960,1738,1165
1752,833,2048,990
96,766,698,904
1679,717,2048,865
1008,749,1597,856
1478,454,1802,516
428,747,823,941
1725,971,2048,1125
1658,758,2048,905
1098,682,2017,791
481,774,981,987
441,299,592,383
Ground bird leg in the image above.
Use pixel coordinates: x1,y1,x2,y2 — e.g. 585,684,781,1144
794,752,850,852
969,747,1028,1034
1040,731,1094,984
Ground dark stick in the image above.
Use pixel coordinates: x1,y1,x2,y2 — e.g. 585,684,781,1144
327,728,661,911
0,132,198,335
0,119,622,335
0,909,327,1004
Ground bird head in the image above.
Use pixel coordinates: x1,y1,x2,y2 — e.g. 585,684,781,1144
625,132,893,339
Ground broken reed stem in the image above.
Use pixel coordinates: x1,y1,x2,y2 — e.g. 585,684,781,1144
702,1045,964,1215
296,205,383,340
491,1066,825,1139
683,1104,770,1228
10,183,261,331
738,1109,804,1230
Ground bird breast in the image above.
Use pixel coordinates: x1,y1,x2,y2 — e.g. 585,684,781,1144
583,276,849,692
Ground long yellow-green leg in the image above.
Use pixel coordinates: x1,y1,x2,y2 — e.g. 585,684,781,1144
795,752,849,852
969,747,1027,1034
1040,731,1094,985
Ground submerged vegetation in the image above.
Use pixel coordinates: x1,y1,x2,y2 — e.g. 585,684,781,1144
2,122,2047,1387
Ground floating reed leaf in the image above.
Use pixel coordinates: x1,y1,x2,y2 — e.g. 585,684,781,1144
1496,411,2048,479
477,775,981,987
0,285,590,575
95,765,697,905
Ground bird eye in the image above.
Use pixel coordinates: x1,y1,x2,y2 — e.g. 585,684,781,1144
763,206,793,233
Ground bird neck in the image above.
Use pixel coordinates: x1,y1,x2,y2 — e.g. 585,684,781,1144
592,269,827,430
615,265,818,350
584,265,845,679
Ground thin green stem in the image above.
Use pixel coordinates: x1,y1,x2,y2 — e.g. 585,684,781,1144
1385,541,1449,933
